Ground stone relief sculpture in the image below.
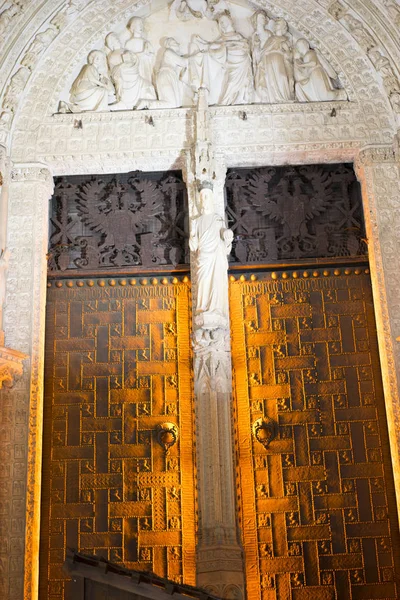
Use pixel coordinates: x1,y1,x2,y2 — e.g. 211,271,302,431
251,10,271,102
369,50,400,99
138,38,193,109
254,17,294,103
58,9,348,113
112,51,156,109
20,27,58,69
0,2,22,37
62,50,113,112
294,39,347,101
189,185,233,328
105,33,125,73
169,0,229,21
341,14,377,52
193,327,231,393
124,17,154,84
191,12,254,105
3,66,30,112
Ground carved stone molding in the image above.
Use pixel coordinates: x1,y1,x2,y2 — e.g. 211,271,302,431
355,144,397,170
0,344,27,389
11,164,54,192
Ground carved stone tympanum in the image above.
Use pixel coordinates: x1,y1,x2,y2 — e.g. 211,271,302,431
58,6,347,113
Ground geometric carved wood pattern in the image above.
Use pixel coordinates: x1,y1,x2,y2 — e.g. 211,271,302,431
230,268,400,600
39,276,195,600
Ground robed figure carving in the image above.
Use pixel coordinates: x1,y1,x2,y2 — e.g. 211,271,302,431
254,17,294,103
68,50,113,112
190,12,254,106
189,187,233,328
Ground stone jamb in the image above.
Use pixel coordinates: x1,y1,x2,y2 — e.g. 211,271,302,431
355,145,400,515
1,164,53,600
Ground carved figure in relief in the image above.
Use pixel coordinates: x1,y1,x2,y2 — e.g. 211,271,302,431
138,38,193,109
21,27,58,69
294,39,347,102
2,67,30,112
157,38,189,106
105,33,125,73
0,2,22,37
390,92,400,114
381,0,400,27
342,14,376,52
369,50,400,96
169,0,228,21
328,1,347,20
124,17,154,84
193,327,231,392
51,0,86,30
189,186,233,327
112,51,156,109
190,12,254,106
255,18,294,103
170,0,209,20
59,9,349,111
251,10,272,102
68,50,113,112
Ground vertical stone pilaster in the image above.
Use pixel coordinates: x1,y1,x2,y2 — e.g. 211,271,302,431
0,145,9,339
184,90,245,598
0,147,27,389
0,164,53,600
355,146,400,517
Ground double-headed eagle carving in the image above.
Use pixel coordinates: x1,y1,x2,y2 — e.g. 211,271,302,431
246,167,333,239
76,176,163,264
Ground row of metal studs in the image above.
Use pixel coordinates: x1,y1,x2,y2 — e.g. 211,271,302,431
47,276,191,288
230,267,370,282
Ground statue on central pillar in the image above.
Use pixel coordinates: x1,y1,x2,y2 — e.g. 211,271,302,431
189,184,233,329
187,88,245,598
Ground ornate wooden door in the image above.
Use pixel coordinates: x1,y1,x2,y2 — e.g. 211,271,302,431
39,276,196,600
230,267,400,599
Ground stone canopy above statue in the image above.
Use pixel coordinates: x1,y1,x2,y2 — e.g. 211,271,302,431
58,1,348,114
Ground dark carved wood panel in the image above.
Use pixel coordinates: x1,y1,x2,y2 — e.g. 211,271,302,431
48,172,188,273
39,276,195,600
226,165,366,265
230,268,400,599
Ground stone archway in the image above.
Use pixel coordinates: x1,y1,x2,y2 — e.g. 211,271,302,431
1,1,400,599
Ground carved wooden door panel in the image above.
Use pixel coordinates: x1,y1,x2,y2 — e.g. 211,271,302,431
39,276,195,600
230,268,400,600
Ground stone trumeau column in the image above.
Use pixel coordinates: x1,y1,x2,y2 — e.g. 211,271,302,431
0,163,53,600
355,145,400,515
185,89,245,598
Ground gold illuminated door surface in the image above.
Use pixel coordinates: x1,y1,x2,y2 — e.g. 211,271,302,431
39,278,195,600
230,269,400,599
